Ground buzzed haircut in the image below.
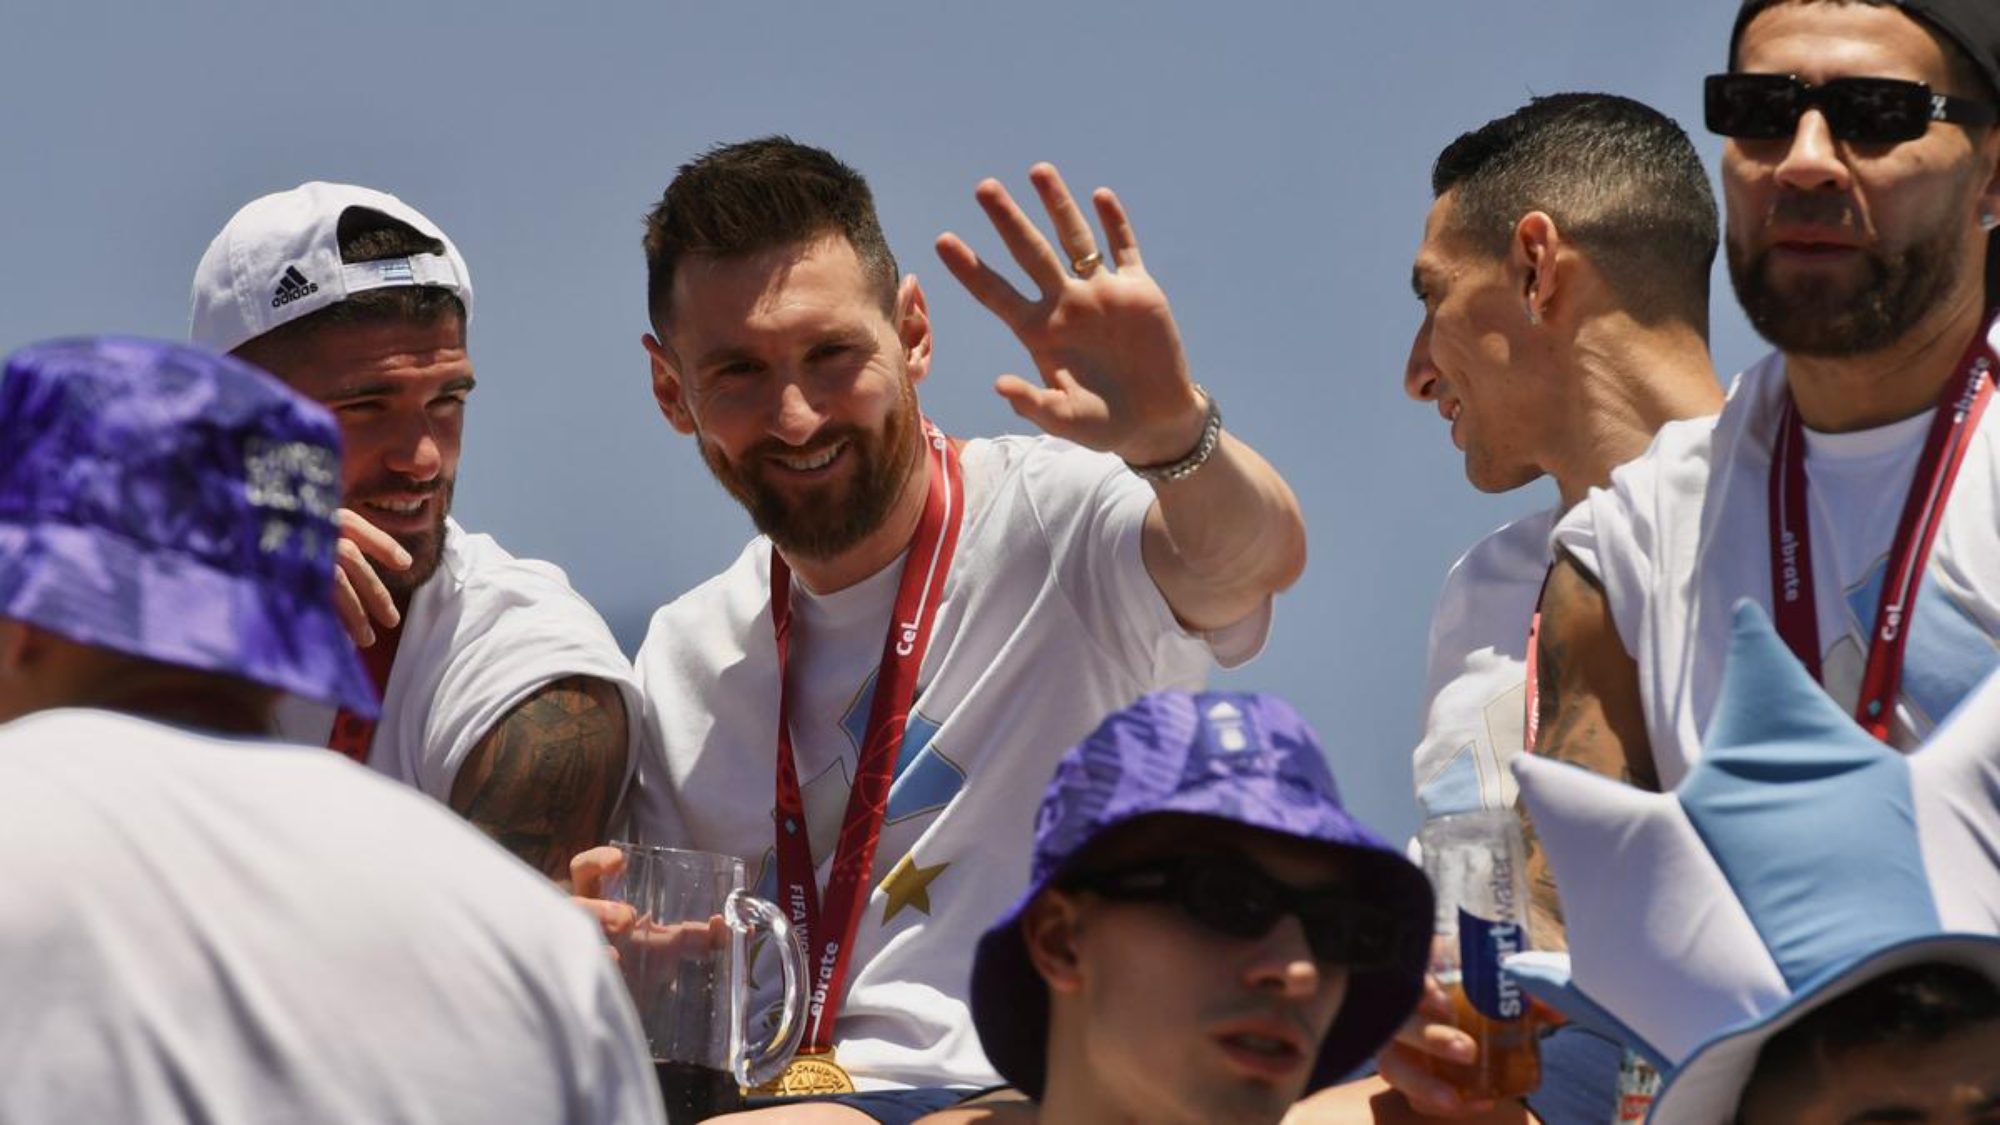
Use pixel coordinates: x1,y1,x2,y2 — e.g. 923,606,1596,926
1740,960,2000,1108
233,210,467,366
1431,93,1719,332
642,136,899,334
1731,0,1999,104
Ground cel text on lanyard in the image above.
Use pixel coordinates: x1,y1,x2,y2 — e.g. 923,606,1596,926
1767,320,1995,743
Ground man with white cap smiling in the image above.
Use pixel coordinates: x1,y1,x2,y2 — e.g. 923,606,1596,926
190,183,640,884
0,337,662,1123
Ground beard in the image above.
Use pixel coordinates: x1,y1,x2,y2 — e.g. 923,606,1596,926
352,476,452,602
698,382,923,561
1728,192,1968,357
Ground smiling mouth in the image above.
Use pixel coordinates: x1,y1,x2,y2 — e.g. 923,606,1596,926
364,497,428,515
770,439,848,473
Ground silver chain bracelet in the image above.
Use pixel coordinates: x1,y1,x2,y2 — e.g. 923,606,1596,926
1124,385,1223,483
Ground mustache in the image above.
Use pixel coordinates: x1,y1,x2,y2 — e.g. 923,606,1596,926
348,477,448,498
742,427,864,464
1765,191,1856,232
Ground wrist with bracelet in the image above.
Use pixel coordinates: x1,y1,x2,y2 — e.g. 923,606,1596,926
1124,385,1223,483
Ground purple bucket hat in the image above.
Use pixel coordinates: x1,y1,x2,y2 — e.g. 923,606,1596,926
970,690,1433,1100
0,337,377,718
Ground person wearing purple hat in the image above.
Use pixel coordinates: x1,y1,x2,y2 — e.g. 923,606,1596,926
1535,0,2000,953
0,338,662,1124
942,691,1431,1125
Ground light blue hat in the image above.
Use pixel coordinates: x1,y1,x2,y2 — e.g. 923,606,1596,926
1504,601,2000,1122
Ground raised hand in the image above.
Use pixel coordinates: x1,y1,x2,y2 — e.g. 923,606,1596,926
332,508,409,647
935,163,1208,467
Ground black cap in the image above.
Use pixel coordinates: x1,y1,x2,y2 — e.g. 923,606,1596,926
1731,0,1999,101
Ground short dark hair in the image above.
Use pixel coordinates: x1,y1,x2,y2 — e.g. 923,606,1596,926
1740,960,2000,1111
642,136,899,333
233,209,466,365
1431,93,1719,331
1731,0,1999,105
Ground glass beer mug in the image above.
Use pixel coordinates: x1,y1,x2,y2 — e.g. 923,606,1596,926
606,843,808,1125
1416,809,1542,1100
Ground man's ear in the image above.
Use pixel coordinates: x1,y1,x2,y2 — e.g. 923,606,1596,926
896,274,933,387
1021,890,1087,995
641,332,697,435
1510,210,1563,324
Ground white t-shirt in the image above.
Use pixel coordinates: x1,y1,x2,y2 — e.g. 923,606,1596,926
277,518,641,802
629,436,1268,1091
0,708,662,1125
1413,506,1558,820
1554,335,2000,788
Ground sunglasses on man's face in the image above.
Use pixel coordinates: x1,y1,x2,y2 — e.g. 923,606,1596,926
1061,853,1411,970
1705,73,1998,145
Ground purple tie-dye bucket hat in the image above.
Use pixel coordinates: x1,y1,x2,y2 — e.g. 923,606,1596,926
970,690,1433,1099
0,336,376,717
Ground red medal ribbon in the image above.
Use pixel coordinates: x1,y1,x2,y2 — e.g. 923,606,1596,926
327,620,403,764
769,420,964,1053
1767,316,1996,743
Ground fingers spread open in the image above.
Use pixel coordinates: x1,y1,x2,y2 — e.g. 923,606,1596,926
936,233,1032,327
1029,163,1101,274
1093,187,1144,270
973,177,1068,297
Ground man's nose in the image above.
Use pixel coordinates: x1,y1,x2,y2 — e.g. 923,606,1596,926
1245,914,1323,1000
1405,318,1440,403
1771,109,1851,195
770,377,826,446
384,414,443,481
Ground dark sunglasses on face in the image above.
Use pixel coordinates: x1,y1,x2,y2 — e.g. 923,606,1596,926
1060,852,1412,971
1705,72,1998,145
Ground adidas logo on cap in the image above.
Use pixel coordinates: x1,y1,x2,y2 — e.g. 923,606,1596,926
270,265,319,309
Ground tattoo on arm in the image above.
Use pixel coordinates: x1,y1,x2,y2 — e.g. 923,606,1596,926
1519,551,1656,949
449,675,629,887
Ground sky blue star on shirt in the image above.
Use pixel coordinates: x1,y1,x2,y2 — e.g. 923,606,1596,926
841,668,964,824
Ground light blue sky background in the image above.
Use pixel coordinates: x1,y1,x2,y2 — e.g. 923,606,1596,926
2,2,1767,847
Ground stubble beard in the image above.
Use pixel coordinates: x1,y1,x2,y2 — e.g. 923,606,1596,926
699,382,924,561
367,477,453,603
1728,193,1969,358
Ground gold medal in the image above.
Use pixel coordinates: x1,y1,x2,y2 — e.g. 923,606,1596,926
752,1049,856,1097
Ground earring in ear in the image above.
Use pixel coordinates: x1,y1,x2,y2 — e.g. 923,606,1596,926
1525,307,1541,326
1982,212,2000,232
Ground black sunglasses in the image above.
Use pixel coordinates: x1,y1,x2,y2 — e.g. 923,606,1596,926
1061,853,1412,970
1706,73,1997,145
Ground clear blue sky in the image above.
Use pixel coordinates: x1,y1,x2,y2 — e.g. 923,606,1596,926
0,1,1766,847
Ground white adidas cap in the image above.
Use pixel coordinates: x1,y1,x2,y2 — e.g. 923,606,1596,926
190,181,474,355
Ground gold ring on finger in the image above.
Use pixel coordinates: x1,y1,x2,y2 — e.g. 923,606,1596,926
1070,251,1103,278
